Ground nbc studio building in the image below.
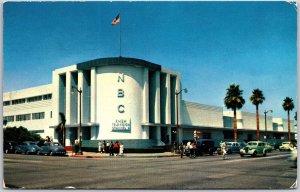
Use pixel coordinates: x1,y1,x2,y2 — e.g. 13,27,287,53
3,57,296,150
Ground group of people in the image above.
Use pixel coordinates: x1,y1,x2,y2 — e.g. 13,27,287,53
178,140,228,160
98,140,124,156
179,140,196,158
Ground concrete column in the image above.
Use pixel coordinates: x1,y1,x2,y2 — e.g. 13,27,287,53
143,68,149,123
51,71,60,126
65,128,71,146
165,74,171,124
156,126,161,144
175,76,181,125
65,72,71,125
154,71,160,124
167,126,172,144
90,67,97,123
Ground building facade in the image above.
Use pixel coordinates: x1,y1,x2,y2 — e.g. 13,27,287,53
3,57,296,149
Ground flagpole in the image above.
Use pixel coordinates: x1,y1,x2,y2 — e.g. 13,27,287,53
119,15,122,57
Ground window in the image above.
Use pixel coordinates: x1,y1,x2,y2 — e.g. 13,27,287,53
4,116,14,122
3,101,10,106
16,114,31,121
32,112,45,120
12,99,26,105
43,94,52,100
27,96,42,103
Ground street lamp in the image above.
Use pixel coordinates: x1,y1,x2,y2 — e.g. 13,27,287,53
175,88,188,144
72,86,83,155
264,109,273,142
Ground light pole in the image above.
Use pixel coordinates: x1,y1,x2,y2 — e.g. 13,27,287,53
264,109,273,142
175,88,188,144
72,86,82,155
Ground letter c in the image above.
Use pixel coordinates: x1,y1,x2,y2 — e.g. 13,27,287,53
118,105,125,113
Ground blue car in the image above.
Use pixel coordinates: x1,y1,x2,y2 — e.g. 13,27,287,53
38,142,67,156
15,141,41,155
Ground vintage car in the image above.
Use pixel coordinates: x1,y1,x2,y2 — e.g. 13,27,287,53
240,141,268,157
279,142,293,151
14,141,41,155
38,142,67,156
195,139,216,156
264,142,273,153
4,141,18,154
217,141,246,154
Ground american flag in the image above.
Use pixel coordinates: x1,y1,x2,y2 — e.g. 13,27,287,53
112,14,120,25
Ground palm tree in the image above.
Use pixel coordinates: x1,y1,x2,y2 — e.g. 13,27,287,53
250,89,265,141
224,84,245,142
282,97,294,142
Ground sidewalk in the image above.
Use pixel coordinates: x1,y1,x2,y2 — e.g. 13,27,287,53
67,151,180,158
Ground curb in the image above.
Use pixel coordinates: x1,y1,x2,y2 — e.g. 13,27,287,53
67,153,180,159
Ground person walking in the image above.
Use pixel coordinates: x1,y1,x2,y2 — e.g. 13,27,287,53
119,142,124,156
109,141,114,156
98,141,102,154
106,141,110,153
103,140,107,153
114,141,120,156
221,141,228,160
179,142,185,158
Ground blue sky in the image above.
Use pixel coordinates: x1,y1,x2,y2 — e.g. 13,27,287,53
3,1,297,119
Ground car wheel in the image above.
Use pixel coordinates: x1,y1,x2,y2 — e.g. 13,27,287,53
227,150,232,154
25,151,29,155
37,151,40,155
240,154,244,157
263,152,267,157
252,151,257,157
49,151,53,156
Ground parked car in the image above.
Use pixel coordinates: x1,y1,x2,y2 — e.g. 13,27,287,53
264,142,273,153
4,141,18,154
240,141,268,157
195,139,216,156
217,141,247,154
38,142,67,156
270,142,280,150
14,141,41,155
279,142,293,151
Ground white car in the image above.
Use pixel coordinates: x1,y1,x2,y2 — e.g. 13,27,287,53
279,142,293,151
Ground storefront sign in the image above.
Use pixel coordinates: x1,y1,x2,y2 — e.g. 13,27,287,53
112,73,131,132
112,119,131,132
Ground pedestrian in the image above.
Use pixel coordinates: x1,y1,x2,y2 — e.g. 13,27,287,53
114,141,120,156
119,142,124,156
190,141,196,158
179,142,185,158
106,141,110,153
173,141,178,153
221,141,227,160
109,141,114,156
103,140,107,153
98,141,103,154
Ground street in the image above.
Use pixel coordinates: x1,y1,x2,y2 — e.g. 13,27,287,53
3,151,297,189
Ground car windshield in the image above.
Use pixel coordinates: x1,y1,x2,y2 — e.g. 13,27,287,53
248,142,257,146
29,142,36,145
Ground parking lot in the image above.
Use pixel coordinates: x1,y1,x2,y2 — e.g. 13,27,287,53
3,151,297,189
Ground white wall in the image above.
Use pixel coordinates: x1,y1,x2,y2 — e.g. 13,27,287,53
96,65,144,140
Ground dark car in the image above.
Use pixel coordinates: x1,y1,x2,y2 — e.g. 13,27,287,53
38,142,67,156
15,141,41,155
4,141,18,154
195,139,216,156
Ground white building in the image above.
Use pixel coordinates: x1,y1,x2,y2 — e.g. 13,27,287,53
3,57,296,149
